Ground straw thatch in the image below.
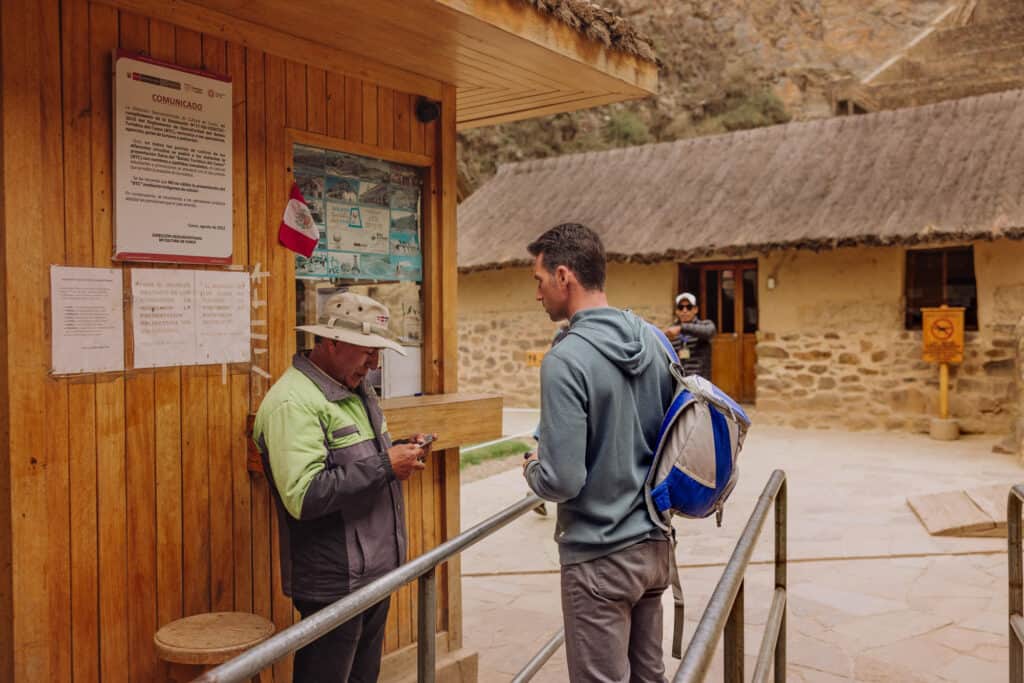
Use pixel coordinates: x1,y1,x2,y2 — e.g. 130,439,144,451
519,0,658,63
458,89,1024,272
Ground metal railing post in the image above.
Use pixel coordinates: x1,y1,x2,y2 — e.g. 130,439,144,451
417,568,437,683
1009,486,1023,682
673,470,787,683
774,478,787,683
510,629,565,683
723,580,744,683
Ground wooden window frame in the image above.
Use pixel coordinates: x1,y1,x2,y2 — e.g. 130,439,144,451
904,246,978,331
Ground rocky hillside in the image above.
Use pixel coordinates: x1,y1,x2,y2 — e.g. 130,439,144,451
457,0,950,197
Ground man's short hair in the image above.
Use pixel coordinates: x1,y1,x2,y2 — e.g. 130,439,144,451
527,223,606,291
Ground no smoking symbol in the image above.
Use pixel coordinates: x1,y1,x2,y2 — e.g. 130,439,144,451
930,318,955,340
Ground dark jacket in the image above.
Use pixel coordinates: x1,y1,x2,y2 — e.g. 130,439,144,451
671,318,716,379
525,307,676,565
253,353,406,602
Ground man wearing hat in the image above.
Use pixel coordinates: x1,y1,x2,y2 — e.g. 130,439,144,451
253,291,432,683
663,292,716,379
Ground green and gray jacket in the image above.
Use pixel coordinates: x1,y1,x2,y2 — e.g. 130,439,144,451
253,353,406,602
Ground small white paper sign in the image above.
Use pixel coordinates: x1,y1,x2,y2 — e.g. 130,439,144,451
50,266,125,374
195,271,251,364
131,269,197,368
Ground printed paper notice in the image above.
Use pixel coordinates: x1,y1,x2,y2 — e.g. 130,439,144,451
195,271,251,364
50,266,125,374
114,53,233,263
132,269,197,368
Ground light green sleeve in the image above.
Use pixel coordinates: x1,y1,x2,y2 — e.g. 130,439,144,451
265,400,327,519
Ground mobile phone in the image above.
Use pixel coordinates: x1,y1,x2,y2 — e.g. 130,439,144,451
416,434,436,447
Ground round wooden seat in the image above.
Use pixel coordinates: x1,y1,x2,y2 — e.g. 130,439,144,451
154,611,275,666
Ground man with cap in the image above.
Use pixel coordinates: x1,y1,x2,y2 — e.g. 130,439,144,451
663,292,716,379
253,291,433,683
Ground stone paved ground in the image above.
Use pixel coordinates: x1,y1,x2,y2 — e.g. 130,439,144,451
459,423,1023,682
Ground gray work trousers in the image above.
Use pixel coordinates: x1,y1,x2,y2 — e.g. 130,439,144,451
561,538,671,683
292,596,390,682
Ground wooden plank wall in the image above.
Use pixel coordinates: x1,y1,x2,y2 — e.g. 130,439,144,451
0,1,454,680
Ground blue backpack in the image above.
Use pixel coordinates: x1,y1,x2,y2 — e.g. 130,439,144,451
645,325,751,656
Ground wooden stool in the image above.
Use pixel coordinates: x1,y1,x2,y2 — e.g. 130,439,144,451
154,611,275,682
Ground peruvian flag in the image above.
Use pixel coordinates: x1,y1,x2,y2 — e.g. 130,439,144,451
278,182,319,257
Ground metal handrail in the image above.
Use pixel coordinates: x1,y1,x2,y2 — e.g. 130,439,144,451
672,470,788,683
193,492,546,683
511,628,565,683
1008,484,1024,682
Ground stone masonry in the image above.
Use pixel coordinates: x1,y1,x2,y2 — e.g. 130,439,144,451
458,305,670,409
755,325,1019,434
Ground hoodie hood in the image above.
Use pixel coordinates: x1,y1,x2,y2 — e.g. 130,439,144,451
565,307,658,377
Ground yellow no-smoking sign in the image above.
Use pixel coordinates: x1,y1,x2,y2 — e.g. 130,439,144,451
921,306,965,364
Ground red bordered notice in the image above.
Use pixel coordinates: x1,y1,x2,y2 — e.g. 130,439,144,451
113,51,233,264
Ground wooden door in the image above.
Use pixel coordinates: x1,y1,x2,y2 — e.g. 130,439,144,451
678,262,758,403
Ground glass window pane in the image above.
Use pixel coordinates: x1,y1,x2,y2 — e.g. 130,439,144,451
721,269,736,333
945,248,978,329
905,250,943,329
705,270,719,327
742,268,758,333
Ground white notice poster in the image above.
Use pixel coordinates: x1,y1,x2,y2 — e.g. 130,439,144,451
195,271,251,364
50,266,125,374
131,269,197,368
114,52,233,263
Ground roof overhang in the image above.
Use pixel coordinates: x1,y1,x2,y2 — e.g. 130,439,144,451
103,0,658,129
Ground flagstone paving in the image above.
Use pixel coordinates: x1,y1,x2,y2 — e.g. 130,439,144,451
459,424,1023,681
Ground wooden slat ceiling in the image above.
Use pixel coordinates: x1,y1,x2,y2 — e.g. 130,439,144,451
154,0,659,129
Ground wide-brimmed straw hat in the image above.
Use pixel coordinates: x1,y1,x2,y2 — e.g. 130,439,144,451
296,292,406,355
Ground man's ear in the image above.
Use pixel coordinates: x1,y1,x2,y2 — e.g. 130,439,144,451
555,264,572,287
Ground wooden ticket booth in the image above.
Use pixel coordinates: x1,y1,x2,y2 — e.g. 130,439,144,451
0,1,657,681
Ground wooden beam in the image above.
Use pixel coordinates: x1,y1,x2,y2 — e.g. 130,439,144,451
457,91,637,129
94,0,444,99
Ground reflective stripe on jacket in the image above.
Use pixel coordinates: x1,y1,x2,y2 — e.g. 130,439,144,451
253,353,406,602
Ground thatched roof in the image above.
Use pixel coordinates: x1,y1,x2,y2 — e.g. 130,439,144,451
518,0,658,63
458,89,1024,272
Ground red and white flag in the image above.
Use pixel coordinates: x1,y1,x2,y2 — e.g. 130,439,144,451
278,182,319,257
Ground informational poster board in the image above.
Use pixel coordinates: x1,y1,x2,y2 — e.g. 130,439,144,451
132,268,250,368
292,143,423,281
114,52,233,263
921,306,965,364
50,266,125,374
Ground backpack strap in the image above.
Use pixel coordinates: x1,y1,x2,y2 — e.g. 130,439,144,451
669,531,685,658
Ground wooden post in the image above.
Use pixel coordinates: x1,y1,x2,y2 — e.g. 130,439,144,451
939,362,950,419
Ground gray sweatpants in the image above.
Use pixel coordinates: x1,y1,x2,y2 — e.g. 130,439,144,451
561,539,671,683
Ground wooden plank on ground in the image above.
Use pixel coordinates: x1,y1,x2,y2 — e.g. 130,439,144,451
907,490,995,536
965,484,1010,526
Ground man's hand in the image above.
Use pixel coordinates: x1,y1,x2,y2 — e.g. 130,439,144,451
522,450,538,476
388,442,426,480
663,324,682,340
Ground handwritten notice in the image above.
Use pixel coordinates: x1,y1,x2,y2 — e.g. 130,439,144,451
50,266,125,374
196,270,251,364
131,269,196,368
114,52,233,263
132,269,250,368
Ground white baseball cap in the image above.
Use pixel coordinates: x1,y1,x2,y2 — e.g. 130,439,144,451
296,292,407,355
675,292,697,307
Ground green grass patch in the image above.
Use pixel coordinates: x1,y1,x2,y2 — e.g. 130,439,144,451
460,439,533,470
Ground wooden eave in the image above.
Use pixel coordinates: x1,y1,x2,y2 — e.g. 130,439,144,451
99,0,658,129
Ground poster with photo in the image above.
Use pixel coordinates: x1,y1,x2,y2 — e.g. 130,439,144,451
293,143,422,281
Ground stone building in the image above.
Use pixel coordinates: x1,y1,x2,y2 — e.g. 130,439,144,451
457,89,1024,435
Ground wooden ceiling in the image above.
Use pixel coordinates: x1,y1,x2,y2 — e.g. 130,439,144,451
104,0,658,129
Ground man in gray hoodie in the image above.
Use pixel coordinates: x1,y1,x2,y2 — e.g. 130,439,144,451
522,223,676,683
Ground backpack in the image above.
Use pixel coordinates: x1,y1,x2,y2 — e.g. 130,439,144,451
644,324,752,657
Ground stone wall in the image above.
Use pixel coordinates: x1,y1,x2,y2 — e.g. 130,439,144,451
755,327,1017,433
458,262,675,408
